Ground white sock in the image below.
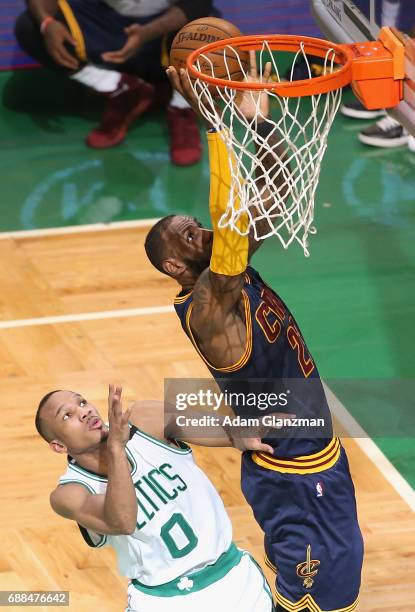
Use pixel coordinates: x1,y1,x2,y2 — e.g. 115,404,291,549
408,135,415,152
71,64,121,93
169,89,191,109
381,0,400,28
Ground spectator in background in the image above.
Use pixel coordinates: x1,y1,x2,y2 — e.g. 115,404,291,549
15,0,214,165
341,0,415,151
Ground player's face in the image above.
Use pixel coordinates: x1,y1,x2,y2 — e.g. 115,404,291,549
43,390,108,454
166,215,213,275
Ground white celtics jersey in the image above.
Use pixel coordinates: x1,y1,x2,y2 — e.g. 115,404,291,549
59,426,232,584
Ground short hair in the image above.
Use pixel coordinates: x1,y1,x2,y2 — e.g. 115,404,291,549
144,215,175,275
35,390,62,442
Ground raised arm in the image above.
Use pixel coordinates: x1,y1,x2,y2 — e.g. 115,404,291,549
167,56,286,317
234,53,290,256
50,386,137,536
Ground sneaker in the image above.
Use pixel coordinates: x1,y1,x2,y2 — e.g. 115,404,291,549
167,106,202,166
358,116,410,147
408,135,415,152
340,100,386,120
86,74,155,149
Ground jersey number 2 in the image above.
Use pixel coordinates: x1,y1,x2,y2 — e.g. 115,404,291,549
160,513,198,559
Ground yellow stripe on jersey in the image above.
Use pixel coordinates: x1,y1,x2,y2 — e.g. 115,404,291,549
207,131,249,276
275,589,359,612
58,0,87,62
174,290,193,305
251,437,341,474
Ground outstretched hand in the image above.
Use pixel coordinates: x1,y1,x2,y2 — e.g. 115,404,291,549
236,50,272,121
107,384,131,448
102,24,144,63
166,66,200,115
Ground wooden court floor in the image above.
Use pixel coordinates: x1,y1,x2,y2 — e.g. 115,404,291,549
0,224,414,611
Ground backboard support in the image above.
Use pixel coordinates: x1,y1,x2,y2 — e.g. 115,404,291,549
311,0,415,136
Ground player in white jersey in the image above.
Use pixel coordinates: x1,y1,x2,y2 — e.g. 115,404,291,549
35,384,275,611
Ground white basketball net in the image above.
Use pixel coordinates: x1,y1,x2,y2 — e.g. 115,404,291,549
189,40,343,256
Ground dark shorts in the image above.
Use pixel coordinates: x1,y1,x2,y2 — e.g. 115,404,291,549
241,439,364,612
15,0,173,81
59,0,170,80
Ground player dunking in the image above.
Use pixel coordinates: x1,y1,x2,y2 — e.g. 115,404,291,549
144,60,364,612
35,385,276,611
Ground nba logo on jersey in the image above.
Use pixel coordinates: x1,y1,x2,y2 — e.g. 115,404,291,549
316,482,324,497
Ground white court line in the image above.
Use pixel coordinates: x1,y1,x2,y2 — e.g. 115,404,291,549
0,304,413,513
0,305,174,329
0,218,161,240
323,383,415,513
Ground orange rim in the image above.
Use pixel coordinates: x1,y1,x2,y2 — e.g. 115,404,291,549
186,34,354,97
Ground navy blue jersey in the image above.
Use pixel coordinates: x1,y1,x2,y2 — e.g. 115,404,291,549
175,267,363,611
174,266,333,457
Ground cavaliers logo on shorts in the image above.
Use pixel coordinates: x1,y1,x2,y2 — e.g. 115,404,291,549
296,545,320,589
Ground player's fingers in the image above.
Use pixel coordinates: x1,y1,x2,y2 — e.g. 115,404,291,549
62,29,76,47
263,61,272,82
122,38,139,55
112,392,122,417
242,437,274,454
101,51,126,63
249,50,257,78
55,48,79,70
166,66,184,96
267,413,296,429
256,441,274,454
102,40,132,61
108,383,115,418
122,406,132,423
181,69,196,101
124,24,139,35
113,384,122,405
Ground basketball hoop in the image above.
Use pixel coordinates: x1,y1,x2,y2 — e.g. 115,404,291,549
186,30,404,255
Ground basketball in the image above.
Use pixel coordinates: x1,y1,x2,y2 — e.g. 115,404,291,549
170,17,249,85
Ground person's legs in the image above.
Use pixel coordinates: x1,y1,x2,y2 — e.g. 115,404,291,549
122,27,201,165
167,90,202,166
358,115,410,147
125,547,274,611
14,4,155,148
15,0,202,158
242,447,363,612
64,0,201,161
15,0,202,160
